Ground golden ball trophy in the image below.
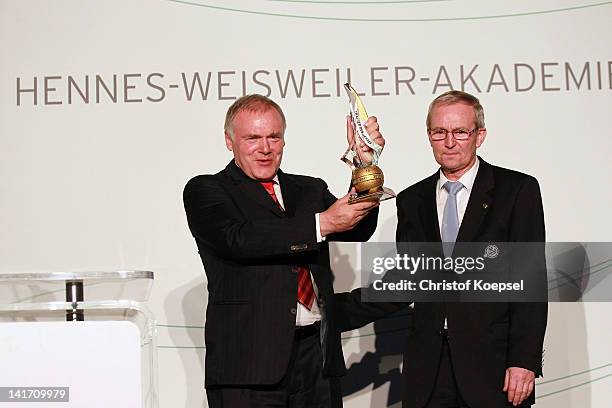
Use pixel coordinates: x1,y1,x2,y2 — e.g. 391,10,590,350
342,83,396,203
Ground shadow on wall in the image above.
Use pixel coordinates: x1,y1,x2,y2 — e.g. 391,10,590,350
548,243,591,302
342,308,412,408
164,275,207,408
330,231,413,408
536,243,591,407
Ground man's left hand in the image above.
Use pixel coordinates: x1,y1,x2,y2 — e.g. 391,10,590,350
503,366,535,406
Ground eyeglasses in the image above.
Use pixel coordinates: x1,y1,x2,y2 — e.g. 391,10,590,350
428,128,477,141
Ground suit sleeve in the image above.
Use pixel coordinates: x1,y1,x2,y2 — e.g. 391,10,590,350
507,176,548,376
334,288,405,332
183,176,320,261
333,191,409,331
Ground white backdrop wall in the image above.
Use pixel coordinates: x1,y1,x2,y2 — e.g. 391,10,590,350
1,1,611,407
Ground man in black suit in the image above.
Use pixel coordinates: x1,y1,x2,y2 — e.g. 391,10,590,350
337,90,547,407
394,90,547,408
183,94,384,408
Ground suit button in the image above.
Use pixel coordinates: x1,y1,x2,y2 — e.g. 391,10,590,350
290,308,297,315
291,244,308,251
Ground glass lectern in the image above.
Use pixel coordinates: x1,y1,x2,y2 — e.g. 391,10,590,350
0,271,157,408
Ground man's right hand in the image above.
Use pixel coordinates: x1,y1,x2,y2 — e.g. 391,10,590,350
319,188,379,237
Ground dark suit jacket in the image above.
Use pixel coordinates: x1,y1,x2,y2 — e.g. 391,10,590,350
336,158,547,408
183,160,378,390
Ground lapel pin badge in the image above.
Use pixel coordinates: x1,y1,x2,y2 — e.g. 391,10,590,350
482,203,489,209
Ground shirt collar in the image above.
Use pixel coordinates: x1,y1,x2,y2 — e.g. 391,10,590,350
437,157,480,193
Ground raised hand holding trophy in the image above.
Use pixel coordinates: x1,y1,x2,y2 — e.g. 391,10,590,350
341,83,396,203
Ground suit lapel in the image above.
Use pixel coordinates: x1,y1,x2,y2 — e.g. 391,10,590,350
456,158,494,242
277,170,301,218
225,161,285,217
417,173,442,242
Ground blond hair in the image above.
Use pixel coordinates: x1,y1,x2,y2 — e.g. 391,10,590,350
224,94,286,139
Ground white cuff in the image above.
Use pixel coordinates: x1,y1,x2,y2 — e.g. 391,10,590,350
315,213,326,242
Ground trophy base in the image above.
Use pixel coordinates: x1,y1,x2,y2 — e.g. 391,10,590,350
349,186,396,204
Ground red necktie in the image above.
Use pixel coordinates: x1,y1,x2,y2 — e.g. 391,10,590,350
260,181,316,310
260,181,282,209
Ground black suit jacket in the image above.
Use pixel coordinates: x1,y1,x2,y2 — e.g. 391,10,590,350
336,158,547,408
183,160,378,388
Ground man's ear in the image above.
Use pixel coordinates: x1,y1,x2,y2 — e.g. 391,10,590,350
224,132,233,151
476,128,487,148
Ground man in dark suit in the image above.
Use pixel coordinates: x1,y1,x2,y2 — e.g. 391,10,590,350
183,94,384,408
337,90,547,407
